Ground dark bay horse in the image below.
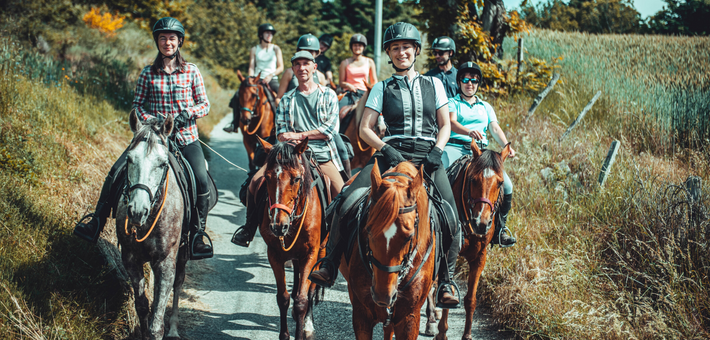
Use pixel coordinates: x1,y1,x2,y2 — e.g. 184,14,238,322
257,136,326,340
237,70,276,170
432,141,511,340
340,160,436,340
116,111,188,340
340,86,385,171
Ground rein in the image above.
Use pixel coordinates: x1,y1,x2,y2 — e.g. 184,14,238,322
240,80,268,135
124,171,169,242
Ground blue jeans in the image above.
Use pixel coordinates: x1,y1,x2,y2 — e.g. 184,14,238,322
443,143,513,195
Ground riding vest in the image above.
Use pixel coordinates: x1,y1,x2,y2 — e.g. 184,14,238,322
381,75,438,142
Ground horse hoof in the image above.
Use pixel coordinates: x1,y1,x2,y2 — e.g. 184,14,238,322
434,334,448,340
280,333,290,340
305,330,315,340
425,322,437,336
165,337,180,340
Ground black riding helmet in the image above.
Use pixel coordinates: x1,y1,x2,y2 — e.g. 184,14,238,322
297,33,320,52
383,22,421,51
350,33,367,49
153,17,185,48
319,34,333,48
431,36,455,54
457,61,482,83
258,23,276,39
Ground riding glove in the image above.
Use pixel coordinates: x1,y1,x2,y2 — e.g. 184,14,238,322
423,147,444,175
381,144,406,169
173,110,190,129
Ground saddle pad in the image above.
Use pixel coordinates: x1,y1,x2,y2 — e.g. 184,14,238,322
446,154,471,185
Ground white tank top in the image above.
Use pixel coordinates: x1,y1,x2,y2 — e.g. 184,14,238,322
254,44,277,80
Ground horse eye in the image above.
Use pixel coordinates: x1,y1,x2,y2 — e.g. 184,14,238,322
292,177,302,184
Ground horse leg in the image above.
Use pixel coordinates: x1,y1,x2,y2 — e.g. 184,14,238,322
462,256,487,340
268,250,290,340
350,293,375,340
243,135,256,170
166,248,188,339
393,312,422,340
148,256,177,340
435,309,449,340
304,282,317,340
123,255,150,339
425,286,438,336
293,256,317,340
291,259,301,322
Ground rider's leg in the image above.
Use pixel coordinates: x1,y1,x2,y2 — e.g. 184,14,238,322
332,134,352,181
309,155,383,287
318,161,344,198
492,171,516,247
181,141,214,258
231,166,267,247
432,166,461,307
224,94,240,132
74,150,127,243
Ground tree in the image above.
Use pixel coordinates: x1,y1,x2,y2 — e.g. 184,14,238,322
521,0,643,34
646,0,710,35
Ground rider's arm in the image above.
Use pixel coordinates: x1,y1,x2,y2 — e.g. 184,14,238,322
359,82,386,150
326,71,334,86
368,58,378,86
248,47,256,77
488,121,515,157
273,45,284,77
132,66,154,121
433,77,450,151
185,65,210,119
316,70,326,85
277,68,293,99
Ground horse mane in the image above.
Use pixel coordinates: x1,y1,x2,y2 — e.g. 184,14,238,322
128,119,165,154
367,162,418,238
264,142,314,191
470,149,503,177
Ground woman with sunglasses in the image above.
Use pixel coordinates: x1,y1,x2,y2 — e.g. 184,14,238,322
443,61,517,248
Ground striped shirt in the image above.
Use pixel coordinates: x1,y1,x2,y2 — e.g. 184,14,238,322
132,63,210,146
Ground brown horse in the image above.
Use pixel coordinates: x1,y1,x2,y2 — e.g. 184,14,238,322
237,70,276,170
432,141,511,340
340,160,436,340
340,86,385,171
257,136,326,340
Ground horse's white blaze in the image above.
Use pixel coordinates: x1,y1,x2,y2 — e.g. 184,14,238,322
483,167,495,179
273,165,283,215
474,206,484,226
384,223,397,252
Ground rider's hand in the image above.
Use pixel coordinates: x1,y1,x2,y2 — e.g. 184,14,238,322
381,144,406,169
278,132,302,142
263,74,274,87
467,130,483,140
344,83,357,93
174,110,190,129
423,147,443,175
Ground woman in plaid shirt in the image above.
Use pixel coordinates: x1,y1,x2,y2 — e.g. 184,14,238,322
74,17,214,259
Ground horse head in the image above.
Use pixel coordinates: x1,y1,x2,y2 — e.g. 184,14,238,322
125,110,172,228
258,136,313,237
462,141,511,237
237,71,263,126
366,160,425,308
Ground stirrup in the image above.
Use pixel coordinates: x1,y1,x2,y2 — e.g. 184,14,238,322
496,227,516,248
435,281,461,309
190,231,214,260
74,213,101,243
231,226,255,247
308,257,337,288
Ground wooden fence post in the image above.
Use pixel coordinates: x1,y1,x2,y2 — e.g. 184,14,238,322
685,176,702,202
558,90,602,142
526,73,560,119
517,38,524,74
598,140,620,187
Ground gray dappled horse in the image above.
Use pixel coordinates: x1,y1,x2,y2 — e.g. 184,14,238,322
116,111,188,340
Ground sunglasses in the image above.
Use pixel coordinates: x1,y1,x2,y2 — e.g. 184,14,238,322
433,50,448,56
460,77,480,84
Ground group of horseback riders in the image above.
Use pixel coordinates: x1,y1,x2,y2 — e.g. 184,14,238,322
74,17,518,310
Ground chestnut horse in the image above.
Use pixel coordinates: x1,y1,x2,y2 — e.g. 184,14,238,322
432,141,511,340
340,86,386,171
117,112,188,340
237,70,276,170
340,160,436,340
257,136,326,340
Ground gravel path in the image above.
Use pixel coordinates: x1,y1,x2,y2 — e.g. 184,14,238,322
178,115,513,340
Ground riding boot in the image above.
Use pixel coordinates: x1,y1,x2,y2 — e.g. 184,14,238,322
231,185,266,247
308,193,346,288
492,193,516,248
437,224,461,309
74,176,113,243
191,191,214,260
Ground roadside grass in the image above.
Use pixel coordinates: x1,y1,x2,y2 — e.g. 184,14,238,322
470,31,710,339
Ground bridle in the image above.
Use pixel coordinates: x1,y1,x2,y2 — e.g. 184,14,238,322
267,161,311,251
459,158,503,236
240,78,266,135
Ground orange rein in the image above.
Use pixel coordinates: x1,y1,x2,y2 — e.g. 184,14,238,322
278,195,309,252
243,86,269,136
124,171,169,243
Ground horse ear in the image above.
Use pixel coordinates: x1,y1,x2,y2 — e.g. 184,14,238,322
501,143,512,163
237,70,245,82
411,165,424,192
163,114,174,136
129,109,142,133
256,71,262,80
257,135,273,154
470,140,483,158
294,138,310,155
371,159,383,197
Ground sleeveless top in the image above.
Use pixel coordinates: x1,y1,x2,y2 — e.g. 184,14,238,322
254,44,277,80
380,75,438,141
344,60,369,91
286,71,320,93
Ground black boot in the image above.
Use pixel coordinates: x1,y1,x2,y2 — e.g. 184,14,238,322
492,193,516,248
437,224,461,309
74,201,110,243
191,191,214,260
308,194,346,287
231,186,266,247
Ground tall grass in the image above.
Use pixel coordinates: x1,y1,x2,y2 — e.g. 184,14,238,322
473,30,710,339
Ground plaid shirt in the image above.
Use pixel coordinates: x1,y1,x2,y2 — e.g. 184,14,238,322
133,63,210,146
276,84,343,171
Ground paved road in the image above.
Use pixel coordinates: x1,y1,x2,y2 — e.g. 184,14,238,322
178,115,512,339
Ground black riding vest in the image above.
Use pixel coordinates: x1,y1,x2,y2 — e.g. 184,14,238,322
381,75,438,141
